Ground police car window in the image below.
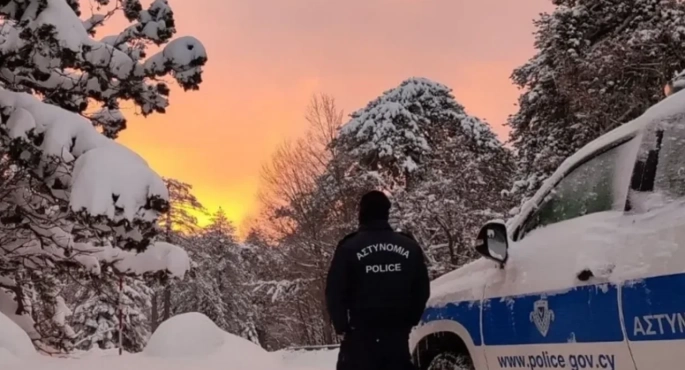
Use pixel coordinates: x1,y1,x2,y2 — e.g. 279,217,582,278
629,114,685,210
520,142,627,237
654,116,685,198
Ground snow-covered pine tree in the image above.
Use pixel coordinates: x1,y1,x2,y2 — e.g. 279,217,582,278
203,210,259,344
173,209,260,344
509,0,685,204
0,0,207,138
336,78,505,190
155,178,205,329
22,269,76,352
0,0,203,351
159,178,205,236
242,228,313,350
170,223,230,333
223,242,261,345
70,275,151,353
335,77,514,275
58,182,201,352
171,242,230,331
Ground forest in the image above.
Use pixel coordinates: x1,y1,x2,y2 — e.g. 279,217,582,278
2,0,685,354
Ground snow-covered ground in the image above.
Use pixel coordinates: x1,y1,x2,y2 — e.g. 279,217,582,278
1,312,337,370
278,348,339,369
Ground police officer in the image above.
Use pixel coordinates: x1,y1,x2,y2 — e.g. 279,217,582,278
325,191,430,370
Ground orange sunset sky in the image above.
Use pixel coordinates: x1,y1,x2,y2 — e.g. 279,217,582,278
115,0,554,233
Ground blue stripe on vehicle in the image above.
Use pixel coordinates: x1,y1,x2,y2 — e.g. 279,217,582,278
421,272,685,347
622,273,685,342
482,284,623,345
421,300,482,346
421,283,624,346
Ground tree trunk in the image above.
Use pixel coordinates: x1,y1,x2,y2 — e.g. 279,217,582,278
151,292,159,332
163,284,171,321
317,278,334,344
118,277,124,355
296,300,311,345
163,210,172,321
436,218,458,265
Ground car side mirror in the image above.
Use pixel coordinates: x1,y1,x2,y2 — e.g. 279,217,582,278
474,221,509,268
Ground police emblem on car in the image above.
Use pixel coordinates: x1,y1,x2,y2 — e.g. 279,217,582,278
530,298,555,337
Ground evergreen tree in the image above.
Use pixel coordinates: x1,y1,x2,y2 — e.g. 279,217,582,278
70,275,151,353
335,78,514,275
0,0,207,138
159,178,205,236
155,178,205,329
335,78,505,191
0,0,205,351
509,0,685,203
203,210,259,344
173,209,260,345
251,86,513,346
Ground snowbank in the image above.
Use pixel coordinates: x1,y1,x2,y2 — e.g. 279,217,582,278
144,313,278,369
0,289,39,340
144,313,226,358
1,312,338,370
0,319,338,370
0,311,35,365
279,348,339,369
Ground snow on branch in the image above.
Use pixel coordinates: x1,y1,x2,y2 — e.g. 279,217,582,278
337,77,503,180
73,241,190,278
0,0,208,137
341,78,501,149
248,278,315,302
0,88,190,277
0,89,168,219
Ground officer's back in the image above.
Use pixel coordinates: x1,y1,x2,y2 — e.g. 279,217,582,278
325,191,430,335
342,220,426,330
326,191,430,370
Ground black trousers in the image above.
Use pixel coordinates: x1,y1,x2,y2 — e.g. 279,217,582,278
337,329,416,370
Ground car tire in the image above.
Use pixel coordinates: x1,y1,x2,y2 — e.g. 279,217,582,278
426,351,474,370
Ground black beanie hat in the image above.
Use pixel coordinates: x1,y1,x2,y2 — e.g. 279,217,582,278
359,191,391,225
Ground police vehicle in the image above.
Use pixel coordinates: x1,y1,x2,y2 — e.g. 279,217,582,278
409,80,685,370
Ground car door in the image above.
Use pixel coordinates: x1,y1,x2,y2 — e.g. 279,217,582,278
481,137,639,370
614,111,685,369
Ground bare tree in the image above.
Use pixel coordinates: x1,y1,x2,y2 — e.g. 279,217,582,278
253,94,353,346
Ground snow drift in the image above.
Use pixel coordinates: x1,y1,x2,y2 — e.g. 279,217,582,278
144,313,278,369
2,313,295,370
279,348,340,369
0,311,35,365
145,313,227,358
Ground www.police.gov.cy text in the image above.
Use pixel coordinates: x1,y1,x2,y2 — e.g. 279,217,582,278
496,351,615,370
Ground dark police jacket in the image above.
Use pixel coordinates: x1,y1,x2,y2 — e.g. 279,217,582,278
325,220,430,335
